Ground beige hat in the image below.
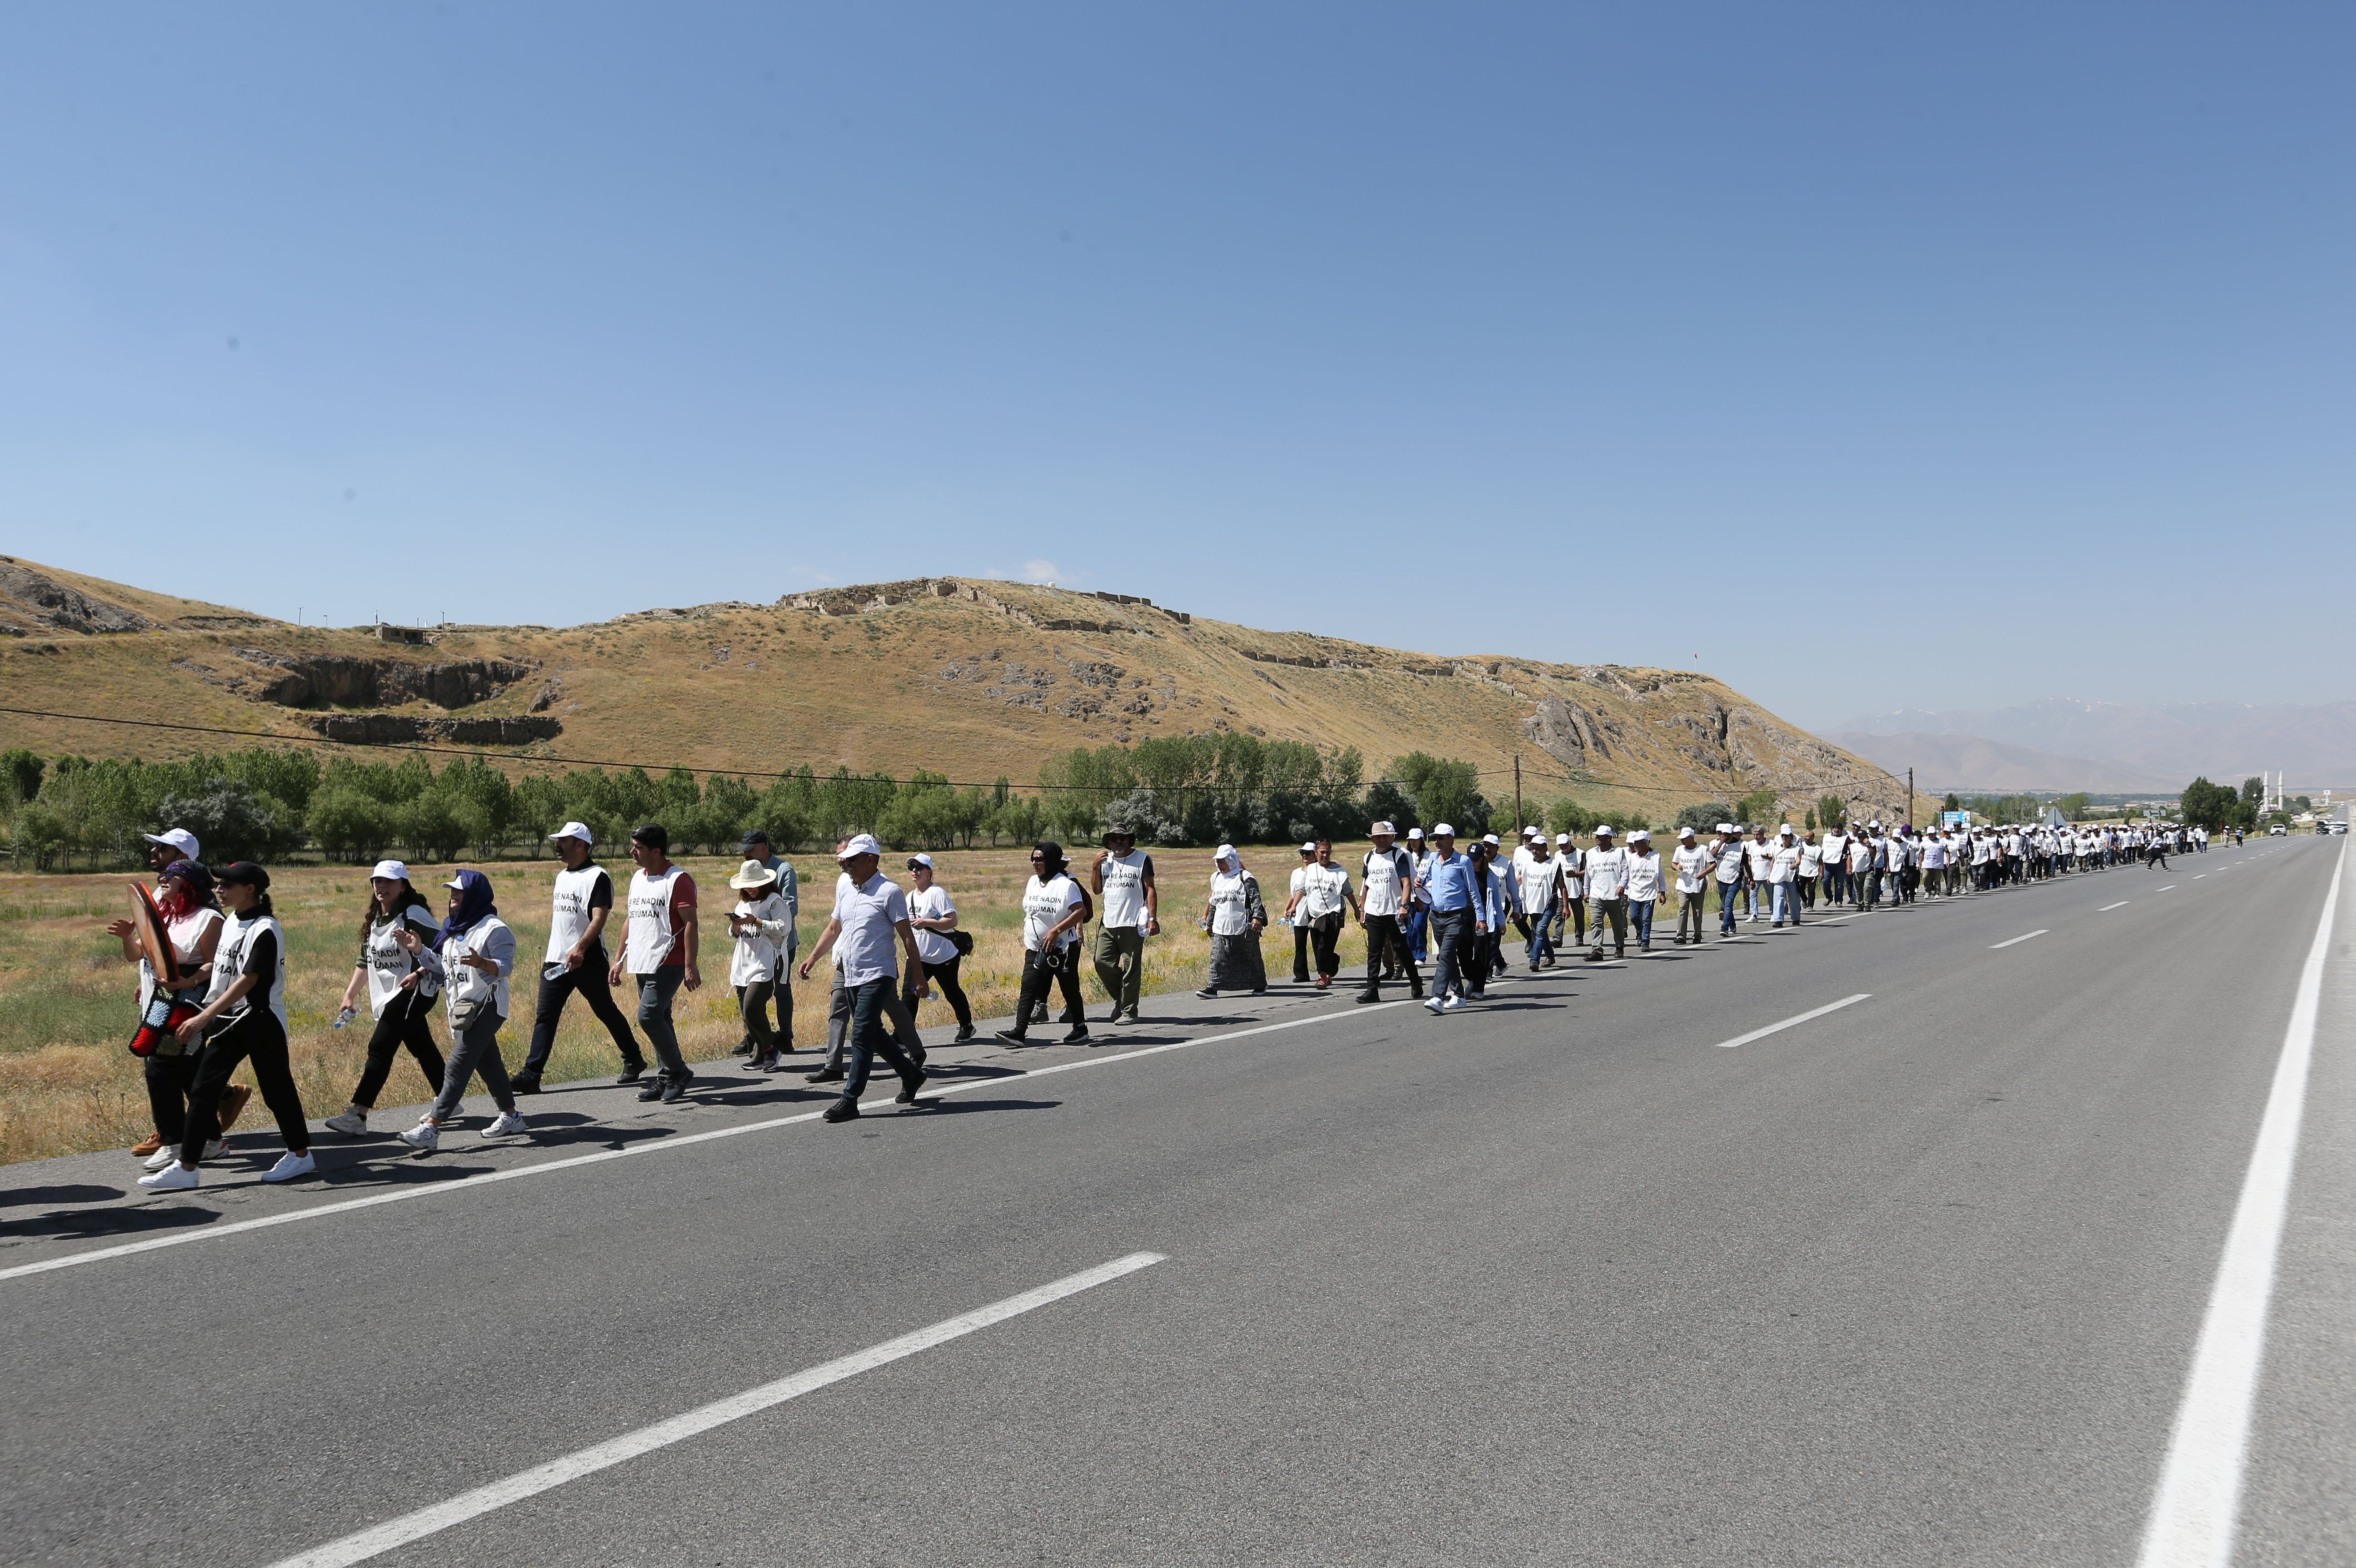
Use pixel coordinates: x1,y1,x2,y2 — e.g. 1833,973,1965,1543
727,858,779,891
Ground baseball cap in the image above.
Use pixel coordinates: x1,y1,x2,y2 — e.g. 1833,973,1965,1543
1594,824,1615,836
215,861,270,891
549,821,594,846
1717,822,1734,834
1370,820,1396,836
1301,841,1318,853
145,828,200,861
905,852,933,869
369,859,410,882
1779,823,1794,835
1406,827,1425,840
838,832,882,860
1631,829,1650,841
1480,833,1501,846
1677,826,1695,838
1431,822,1456,837
740,828,771,850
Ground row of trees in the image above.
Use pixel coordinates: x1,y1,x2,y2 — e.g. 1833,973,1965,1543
2181,776,2304,832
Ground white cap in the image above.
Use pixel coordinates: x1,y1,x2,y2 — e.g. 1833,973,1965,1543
144,828,200,861
1301,841,1318,853
1677,826,1695,837
1522,825,1540,837
1481,833,1501,846
1556,832,1572,844
549,821,594,846
1779,823,1794,835
1405,826,1424,840
1594,823,1615,836
1215,842,1238,863
905,852,933,868
1717,822,1735,834
369,859,410,881
838,832,882,860
1631,828,1650,841
1431,822,1456,836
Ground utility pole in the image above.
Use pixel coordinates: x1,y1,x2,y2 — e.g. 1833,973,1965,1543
1907,767,1914,826
1513,755,1524,834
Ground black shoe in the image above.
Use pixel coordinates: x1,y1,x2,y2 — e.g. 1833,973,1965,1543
1104,1009,1125,1024
953,1025,975,1043
729,1041,754,1057
822,1100,859,1124
615,1065,647,1085
1062,1028,1090,1045
748,1053,775,1072
510,1073,541,1095
994,1029,1028,1045
758,1055,789,1074
1355,991,1381,1004
1251,986,1268,995
907,1044,928,1069
659,1074,693,1104
1409,988,1425,1000
894,1069,928,1105
635,1079,665,1101
805,1066,845,1084
1194,987,1218,998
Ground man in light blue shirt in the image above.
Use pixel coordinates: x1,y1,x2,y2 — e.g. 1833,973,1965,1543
1413,825,1482,1014
797,833,928,1124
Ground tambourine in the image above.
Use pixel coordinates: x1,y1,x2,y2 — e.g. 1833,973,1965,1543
125,881,197,1056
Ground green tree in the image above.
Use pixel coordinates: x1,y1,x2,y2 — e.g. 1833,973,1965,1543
2180,777,2239,831
1824,794,1854,829
1677,801,1732,835
1734,787,1780,829
308,787,396,863
1388,753,1489,838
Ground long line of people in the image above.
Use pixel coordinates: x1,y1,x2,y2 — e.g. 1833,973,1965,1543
109,809,2203,1186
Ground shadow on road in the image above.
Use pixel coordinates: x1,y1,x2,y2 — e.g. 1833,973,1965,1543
0,1183,127,1209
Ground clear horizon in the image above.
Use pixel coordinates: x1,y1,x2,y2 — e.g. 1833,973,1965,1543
4,5,2350,731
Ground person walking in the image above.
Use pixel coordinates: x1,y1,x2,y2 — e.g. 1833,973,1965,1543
1713,824,1746,936
1292,839,1355,991
1797,829,1823,910
111,857,236,1169
393,869,526,1151
1403,827,1431,967
1355,822,1421,1002
1090,825,1158,1025
730,829,799,1056
611,823,701,1104
995,841,1093,1044
1624,829,1665,951
1414,825,1480,1013
324,861,447,1136
1671,826,1712,945
903,853,974,1041
1584,825,1630,961
724,858,794,1071
1740,826,1773,923
1514,830,1564,970
137,864,315,1190
1767,825,1803,927
1198,845,1268,997
1283,843,1319,984
809,836,928,1083
796,834,928,1123
514,822,647,1094
1556,832,1588,951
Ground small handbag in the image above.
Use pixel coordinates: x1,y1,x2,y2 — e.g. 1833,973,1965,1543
949,928,975,957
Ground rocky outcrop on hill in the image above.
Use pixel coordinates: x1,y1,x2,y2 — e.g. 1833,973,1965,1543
232,651,537,709
0,561,151,635
302,713,563,745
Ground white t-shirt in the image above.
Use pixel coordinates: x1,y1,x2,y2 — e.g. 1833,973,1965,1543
1296,862,1351,920
433,914,515,1022
1585,846,1629,898
1672,843,1712,893
1624,850,1663,902
139,904,224,1015
1097,851,1152,930
1768,842,1800,883
1022,872,1084,951
909,883,957,966
1286,864,1317,927
1714,841,1745,884
1514,854,1562,913
831,872,909,986
1798,842,1824,876
1208,871,1255,936
728,891,792,985
1361,847,1413,917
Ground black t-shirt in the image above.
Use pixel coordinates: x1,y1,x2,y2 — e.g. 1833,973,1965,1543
225,928,277,1021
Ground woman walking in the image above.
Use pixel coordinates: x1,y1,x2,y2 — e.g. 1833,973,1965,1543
725,858,794,1071
1196,845,1268,998
110,859,236,1170
994,842,1093,1045
394,869,527,1152
324,861,447,1135
137,863,315,1190
903,853,975,1042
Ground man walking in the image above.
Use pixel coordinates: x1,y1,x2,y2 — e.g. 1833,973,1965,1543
1513,829,1563,970
796,833,928,1124
1672,825,1712,945
1356,821,1421,1003
1585,824,1630,961
1290,839,1355,991
609,822,701,1104
515,821,646,1093
1413,824,1479,1013
1714,823,1746,937
1090,824,1157,1024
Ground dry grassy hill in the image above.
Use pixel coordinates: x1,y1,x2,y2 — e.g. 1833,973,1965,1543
0,556,1914,822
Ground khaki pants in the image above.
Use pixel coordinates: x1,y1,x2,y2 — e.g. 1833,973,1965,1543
1587,895,1628,956
1093,924,1146,1017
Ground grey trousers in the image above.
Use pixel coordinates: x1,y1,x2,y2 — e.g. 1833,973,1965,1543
430,1008,515,1123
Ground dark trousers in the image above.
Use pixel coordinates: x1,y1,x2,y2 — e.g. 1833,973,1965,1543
1011,948,1086,1035
1308,915,1342,979
634,968,689,1079
736,980,781,1056
1291,925,1313,982
1430,907,1476,1000
739,971,793,1047
1677,888,1708,943
1588,896,1628,956
180,1010,307,1166
906,955,973,1031
353,988,446,1109
523,955,644,1076
1360,914,1421,997
143,1050,200,1146
841,977,918,1103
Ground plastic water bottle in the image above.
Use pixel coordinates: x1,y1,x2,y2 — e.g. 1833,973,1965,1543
333,1006,356,1029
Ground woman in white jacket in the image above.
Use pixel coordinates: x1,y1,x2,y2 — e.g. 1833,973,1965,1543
726,859,795,1072
394,868,526,1151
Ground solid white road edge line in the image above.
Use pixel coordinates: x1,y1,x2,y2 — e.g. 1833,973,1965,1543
1711,993,1871,1050
1991,930,2050,950
2135,832,2346,1568
262,1250,1167,1568
2101,902,2131,911
0,1005,1407,1285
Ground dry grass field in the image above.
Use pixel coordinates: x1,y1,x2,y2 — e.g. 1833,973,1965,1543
0,844,1400,1165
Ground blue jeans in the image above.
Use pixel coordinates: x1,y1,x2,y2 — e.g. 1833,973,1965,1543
1629,897,1654,947
1717,881,1742,933
842,976,918,1104
1770,881,1797,924
1407,906,1429,962
1525,899,1556,966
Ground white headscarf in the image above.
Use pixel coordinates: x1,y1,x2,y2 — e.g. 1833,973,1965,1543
1214,844,1242,873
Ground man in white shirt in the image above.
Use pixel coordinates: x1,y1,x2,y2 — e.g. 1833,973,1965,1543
1819,823,1851,906
1513,832,1564,970
1283,843,1320,984
1554,832,1587,951
1356,821,1422,1003
1672,826,1713,945
1584,825,1630,961
1090,826,1158,1025
1741,826,1774,922
1290,839,1356,991
1767,825,1803,927
1623,829,1665,951
798,834,929,1123
1797,829,1824,911
1712,824,1746,937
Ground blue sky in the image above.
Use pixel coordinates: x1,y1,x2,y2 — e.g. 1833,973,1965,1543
3,3,2349,729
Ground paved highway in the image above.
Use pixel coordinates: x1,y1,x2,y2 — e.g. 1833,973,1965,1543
3,837,2349,1566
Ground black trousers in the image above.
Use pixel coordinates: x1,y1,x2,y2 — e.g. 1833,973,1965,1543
740,971,794,1047
1010,948,1085,1036
522,953,644,1076
1308,915,1342,979
143,1050,200,1146
1360,914,1421,997
1291,925,1313,982
180,1010,307,1166
905,954,973,1031
352,988,446,1109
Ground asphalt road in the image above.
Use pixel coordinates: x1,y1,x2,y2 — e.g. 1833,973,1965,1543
3,836,2349,1566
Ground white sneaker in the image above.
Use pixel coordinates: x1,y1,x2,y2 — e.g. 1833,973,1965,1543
1440,996,1468,1013
397,1120,440,1152
482,1111,528,1140
143,1145,182,1171
204,1137,226,1160
1424,995,1445,1014
137,1163,199,1191
262,1151,315,1183
324,1108,368,1136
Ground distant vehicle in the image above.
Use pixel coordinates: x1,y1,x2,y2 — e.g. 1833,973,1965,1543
2268,823,2287,836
